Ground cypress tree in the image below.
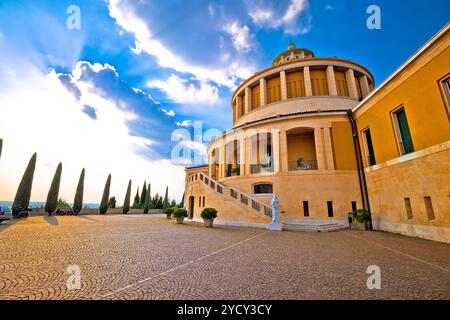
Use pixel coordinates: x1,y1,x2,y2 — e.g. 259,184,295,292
144,183,151,214
162,186,169,210
140,181,147,207
179,193,185,208
123,180,132,214
0,138,3,159
45,163,63,214
99,174,111,214
13,153,37,209
73,168,85,212
132,187,140,208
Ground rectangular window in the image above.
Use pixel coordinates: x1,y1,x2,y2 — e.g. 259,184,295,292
393,107,414,155
198,197,202,207
327,201,334,218
362,128,376,166
439,75,450,120
303,201,310,217
202,196,206,207
404,198,413,220
424,197,435,221
351,201,357,212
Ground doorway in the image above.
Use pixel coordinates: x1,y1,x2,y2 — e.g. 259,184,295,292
188,196,195,219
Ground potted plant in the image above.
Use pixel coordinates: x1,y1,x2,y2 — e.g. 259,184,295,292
350,209,371,230
164,207,175,219
201,208,218,228
173,208,188,224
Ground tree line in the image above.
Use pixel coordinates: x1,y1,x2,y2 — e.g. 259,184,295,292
0,140,184,215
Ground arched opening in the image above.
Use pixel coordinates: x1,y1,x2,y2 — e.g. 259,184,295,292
250,132,273,174
287,128,318,171
253,183,273,195
210,148,220,180
225,140,241,177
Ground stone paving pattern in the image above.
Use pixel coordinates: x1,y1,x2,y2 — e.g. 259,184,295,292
0,215,449,300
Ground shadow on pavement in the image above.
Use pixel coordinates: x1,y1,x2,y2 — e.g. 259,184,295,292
43,215,59,226
0,218,21,233
77,215,98,222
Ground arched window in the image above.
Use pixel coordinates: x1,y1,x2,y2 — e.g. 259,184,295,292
253,184,273,195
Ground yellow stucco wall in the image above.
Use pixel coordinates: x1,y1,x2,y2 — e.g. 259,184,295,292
354,27,450,243
331,121,357,170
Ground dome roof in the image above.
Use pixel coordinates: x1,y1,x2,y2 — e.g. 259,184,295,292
272,40,315,66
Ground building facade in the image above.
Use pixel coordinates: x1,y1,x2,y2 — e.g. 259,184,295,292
185,24,450,243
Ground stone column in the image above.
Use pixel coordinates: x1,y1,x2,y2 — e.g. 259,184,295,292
279,130,288,172
280,71,288,101
220,140,226,179
239,137,246,176
244,87,251,113
314,128,326,170
345,69,359,99
260,78,267,107
272,130,280,174
322,127,335,170
303,67,313,97
236,95,242,119
245,135,252,175
326,66,338,96
360,75,370,98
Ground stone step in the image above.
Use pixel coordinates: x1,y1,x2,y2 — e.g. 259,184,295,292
283,223,347,233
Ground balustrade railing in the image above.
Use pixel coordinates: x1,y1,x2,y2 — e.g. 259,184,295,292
198,172,272,219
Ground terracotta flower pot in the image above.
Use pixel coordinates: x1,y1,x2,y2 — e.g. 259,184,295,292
203,218,214,228
166,214,172,219
176,217,185,224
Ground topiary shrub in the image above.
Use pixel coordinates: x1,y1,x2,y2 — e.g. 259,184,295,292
172,208,187,218
164,207,175,219
201,208,217,220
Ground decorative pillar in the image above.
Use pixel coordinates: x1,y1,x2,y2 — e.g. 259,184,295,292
236,95,242,119
260,78,267,107
280,71,288,101
360,75,370,98
314,128,326,170
345,69,359,99
322,127,335,170
239,137,246,176
245,87,252,113
272,130,280,173
220,140,226,179
279,130,288,172
303,67,313,96
326,66,338,96
245,135,252,175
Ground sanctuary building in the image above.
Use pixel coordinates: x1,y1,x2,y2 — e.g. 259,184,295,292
185,23,450,243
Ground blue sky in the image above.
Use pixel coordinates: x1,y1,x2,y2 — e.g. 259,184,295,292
0,0,448,203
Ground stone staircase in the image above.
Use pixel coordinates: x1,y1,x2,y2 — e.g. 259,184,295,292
198,173,273,220
283,221,348,233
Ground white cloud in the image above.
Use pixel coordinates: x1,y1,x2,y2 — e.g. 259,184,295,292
0,64,185,204
224,22,253,52
147,74,220,105
106,0,255,88
325,4,335,11
248,0,311,35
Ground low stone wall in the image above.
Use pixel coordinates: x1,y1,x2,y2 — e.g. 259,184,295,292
29,208,163,216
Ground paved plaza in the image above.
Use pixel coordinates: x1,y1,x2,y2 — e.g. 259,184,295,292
0,214,449,300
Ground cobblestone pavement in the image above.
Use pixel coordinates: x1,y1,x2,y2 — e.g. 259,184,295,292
0,215,449,300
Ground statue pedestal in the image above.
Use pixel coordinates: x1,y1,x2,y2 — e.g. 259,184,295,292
267,221,283,231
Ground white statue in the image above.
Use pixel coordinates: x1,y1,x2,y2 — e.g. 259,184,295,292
268,194,282,231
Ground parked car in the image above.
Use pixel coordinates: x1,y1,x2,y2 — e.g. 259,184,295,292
0,205,13,223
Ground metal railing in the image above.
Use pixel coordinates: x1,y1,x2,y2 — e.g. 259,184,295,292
250,164,274,174
288,160,318,171
198,172,273,219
